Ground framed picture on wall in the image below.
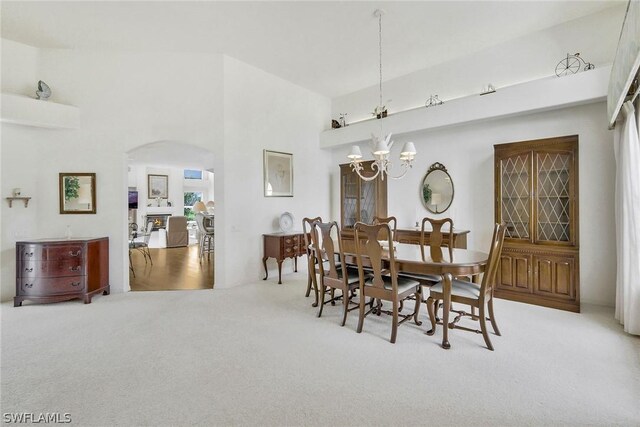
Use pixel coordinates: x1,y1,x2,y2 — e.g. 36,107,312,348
59,172,96,214
263,150,293,197
148,174,169,198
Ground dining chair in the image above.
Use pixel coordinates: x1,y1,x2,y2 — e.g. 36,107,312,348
353,222,422,343
426,223,507,351
195,213,214,262
302,216,322,307
130,221,154,265
313,221,361,326
399,217,455,289
373,216,398,242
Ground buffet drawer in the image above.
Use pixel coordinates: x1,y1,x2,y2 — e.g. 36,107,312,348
19,244,84,261
19,276,86,295
19,260,84,278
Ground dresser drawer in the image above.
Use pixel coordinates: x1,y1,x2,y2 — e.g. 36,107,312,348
283,236,299,246
283,245,297,257
19,260,84,278
18,276,85,296
19,244,84,261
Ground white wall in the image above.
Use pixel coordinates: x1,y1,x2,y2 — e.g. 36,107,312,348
0,39,38,95
221,56,332,288
330,102,616,306
332,5,625,123
1,41,224,301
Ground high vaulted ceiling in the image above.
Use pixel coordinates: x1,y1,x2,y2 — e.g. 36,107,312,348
1,1,624,98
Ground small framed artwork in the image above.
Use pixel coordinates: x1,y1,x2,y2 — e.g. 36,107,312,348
264,150,293,197
59,173,96,214
148,174,169,198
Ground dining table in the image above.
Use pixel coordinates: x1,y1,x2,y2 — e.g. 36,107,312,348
340,241,489,349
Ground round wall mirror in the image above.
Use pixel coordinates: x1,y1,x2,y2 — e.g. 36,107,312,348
421,162,454,214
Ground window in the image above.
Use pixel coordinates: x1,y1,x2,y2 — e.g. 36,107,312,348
183,191,203,221
184,169,203,180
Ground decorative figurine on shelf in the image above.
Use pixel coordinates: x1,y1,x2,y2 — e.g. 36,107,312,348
480,84,496,95
35,80,51,100
372,105,388,119
339,113,348,127
332,119,342,129
425,95,444,107
555,53,594,77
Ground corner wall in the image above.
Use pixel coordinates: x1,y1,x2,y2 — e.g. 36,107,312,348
221,56,332,288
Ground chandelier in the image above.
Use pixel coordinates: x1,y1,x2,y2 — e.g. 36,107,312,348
347,9,416,181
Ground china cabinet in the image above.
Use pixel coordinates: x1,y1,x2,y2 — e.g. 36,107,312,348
494,135,579,312
340,161,387,236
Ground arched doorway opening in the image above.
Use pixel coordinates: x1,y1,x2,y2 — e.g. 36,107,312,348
125,141,215,291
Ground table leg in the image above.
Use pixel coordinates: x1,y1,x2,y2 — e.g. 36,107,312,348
277,260,283,284
294,256,298,272
262,257,269,280
442,273,452,349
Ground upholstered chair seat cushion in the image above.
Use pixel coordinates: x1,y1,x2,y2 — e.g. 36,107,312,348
364,275,420,294
430,278,481,299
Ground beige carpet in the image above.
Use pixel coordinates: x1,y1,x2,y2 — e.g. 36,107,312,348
2,271,639,426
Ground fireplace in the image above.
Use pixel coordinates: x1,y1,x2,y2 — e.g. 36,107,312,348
145,214,171,231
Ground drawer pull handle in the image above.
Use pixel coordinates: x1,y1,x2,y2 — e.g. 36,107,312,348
69,250,81,257
25,267,33,272
24,283,33,288
71,282,81,287
69,266,81,272
25,252,34,257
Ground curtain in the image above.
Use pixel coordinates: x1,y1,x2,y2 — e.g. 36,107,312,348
614,100,640,335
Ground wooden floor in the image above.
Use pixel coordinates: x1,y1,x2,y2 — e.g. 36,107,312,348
129,245,214,291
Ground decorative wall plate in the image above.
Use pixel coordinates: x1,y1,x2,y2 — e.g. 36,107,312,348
279,212,294,232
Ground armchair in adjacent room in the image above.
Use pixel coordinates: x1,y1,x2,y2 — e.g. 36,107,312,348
166,216,189,248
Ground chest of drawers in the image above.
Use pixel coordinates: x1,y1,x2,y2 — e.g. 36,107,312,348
15,237,110,306
262,232,308,284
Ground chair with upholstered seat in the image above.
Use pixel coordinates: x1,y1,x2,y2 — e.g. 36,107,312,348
426,223,506,350
166,216,189,248
130,221,154,265
313,221,361,326
353,222,423,343
302,216,322,307
195,213,214,262
400,217,455,287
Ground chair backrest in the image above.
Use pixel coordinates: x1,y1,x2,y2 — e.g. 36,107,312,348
479,223,507,297
354,222,398,293
373,216,398,242
195,213,210,234
421,217,454,261
129,222,138,238
144,221,154,244
302,216,322,256
167,216,187,232
313,221,349,288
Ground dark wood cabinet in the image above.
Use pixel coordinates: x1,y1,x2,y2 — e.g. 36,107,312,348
494,135,579,312
262,232,308,284
340,161,387,233
15,237,110,306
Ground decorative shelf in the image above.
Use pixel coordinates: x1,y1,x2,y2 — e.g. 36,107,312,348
320,66,610,148
1,93,80,129
6,197,31,208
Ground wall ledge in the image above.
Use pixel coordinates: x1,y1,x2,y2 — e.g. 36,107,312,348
1,93,80,129
320,65,611,148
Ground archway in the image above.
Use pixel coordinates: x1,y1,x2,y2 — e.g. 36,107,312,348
125,141,215,291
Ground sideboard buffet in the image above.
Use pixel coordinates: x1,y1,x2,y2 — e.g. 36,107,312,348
14,237,110,306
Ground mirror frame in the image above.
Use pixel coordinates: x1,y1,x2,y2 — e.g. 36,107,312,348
420,162,454,214
59,172,96,214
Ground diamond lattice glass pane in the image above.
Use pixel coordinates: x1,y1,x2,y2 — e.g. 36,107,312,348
501,155,530,239
537,153,570,242
343,174,358,228
360,181,376,224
